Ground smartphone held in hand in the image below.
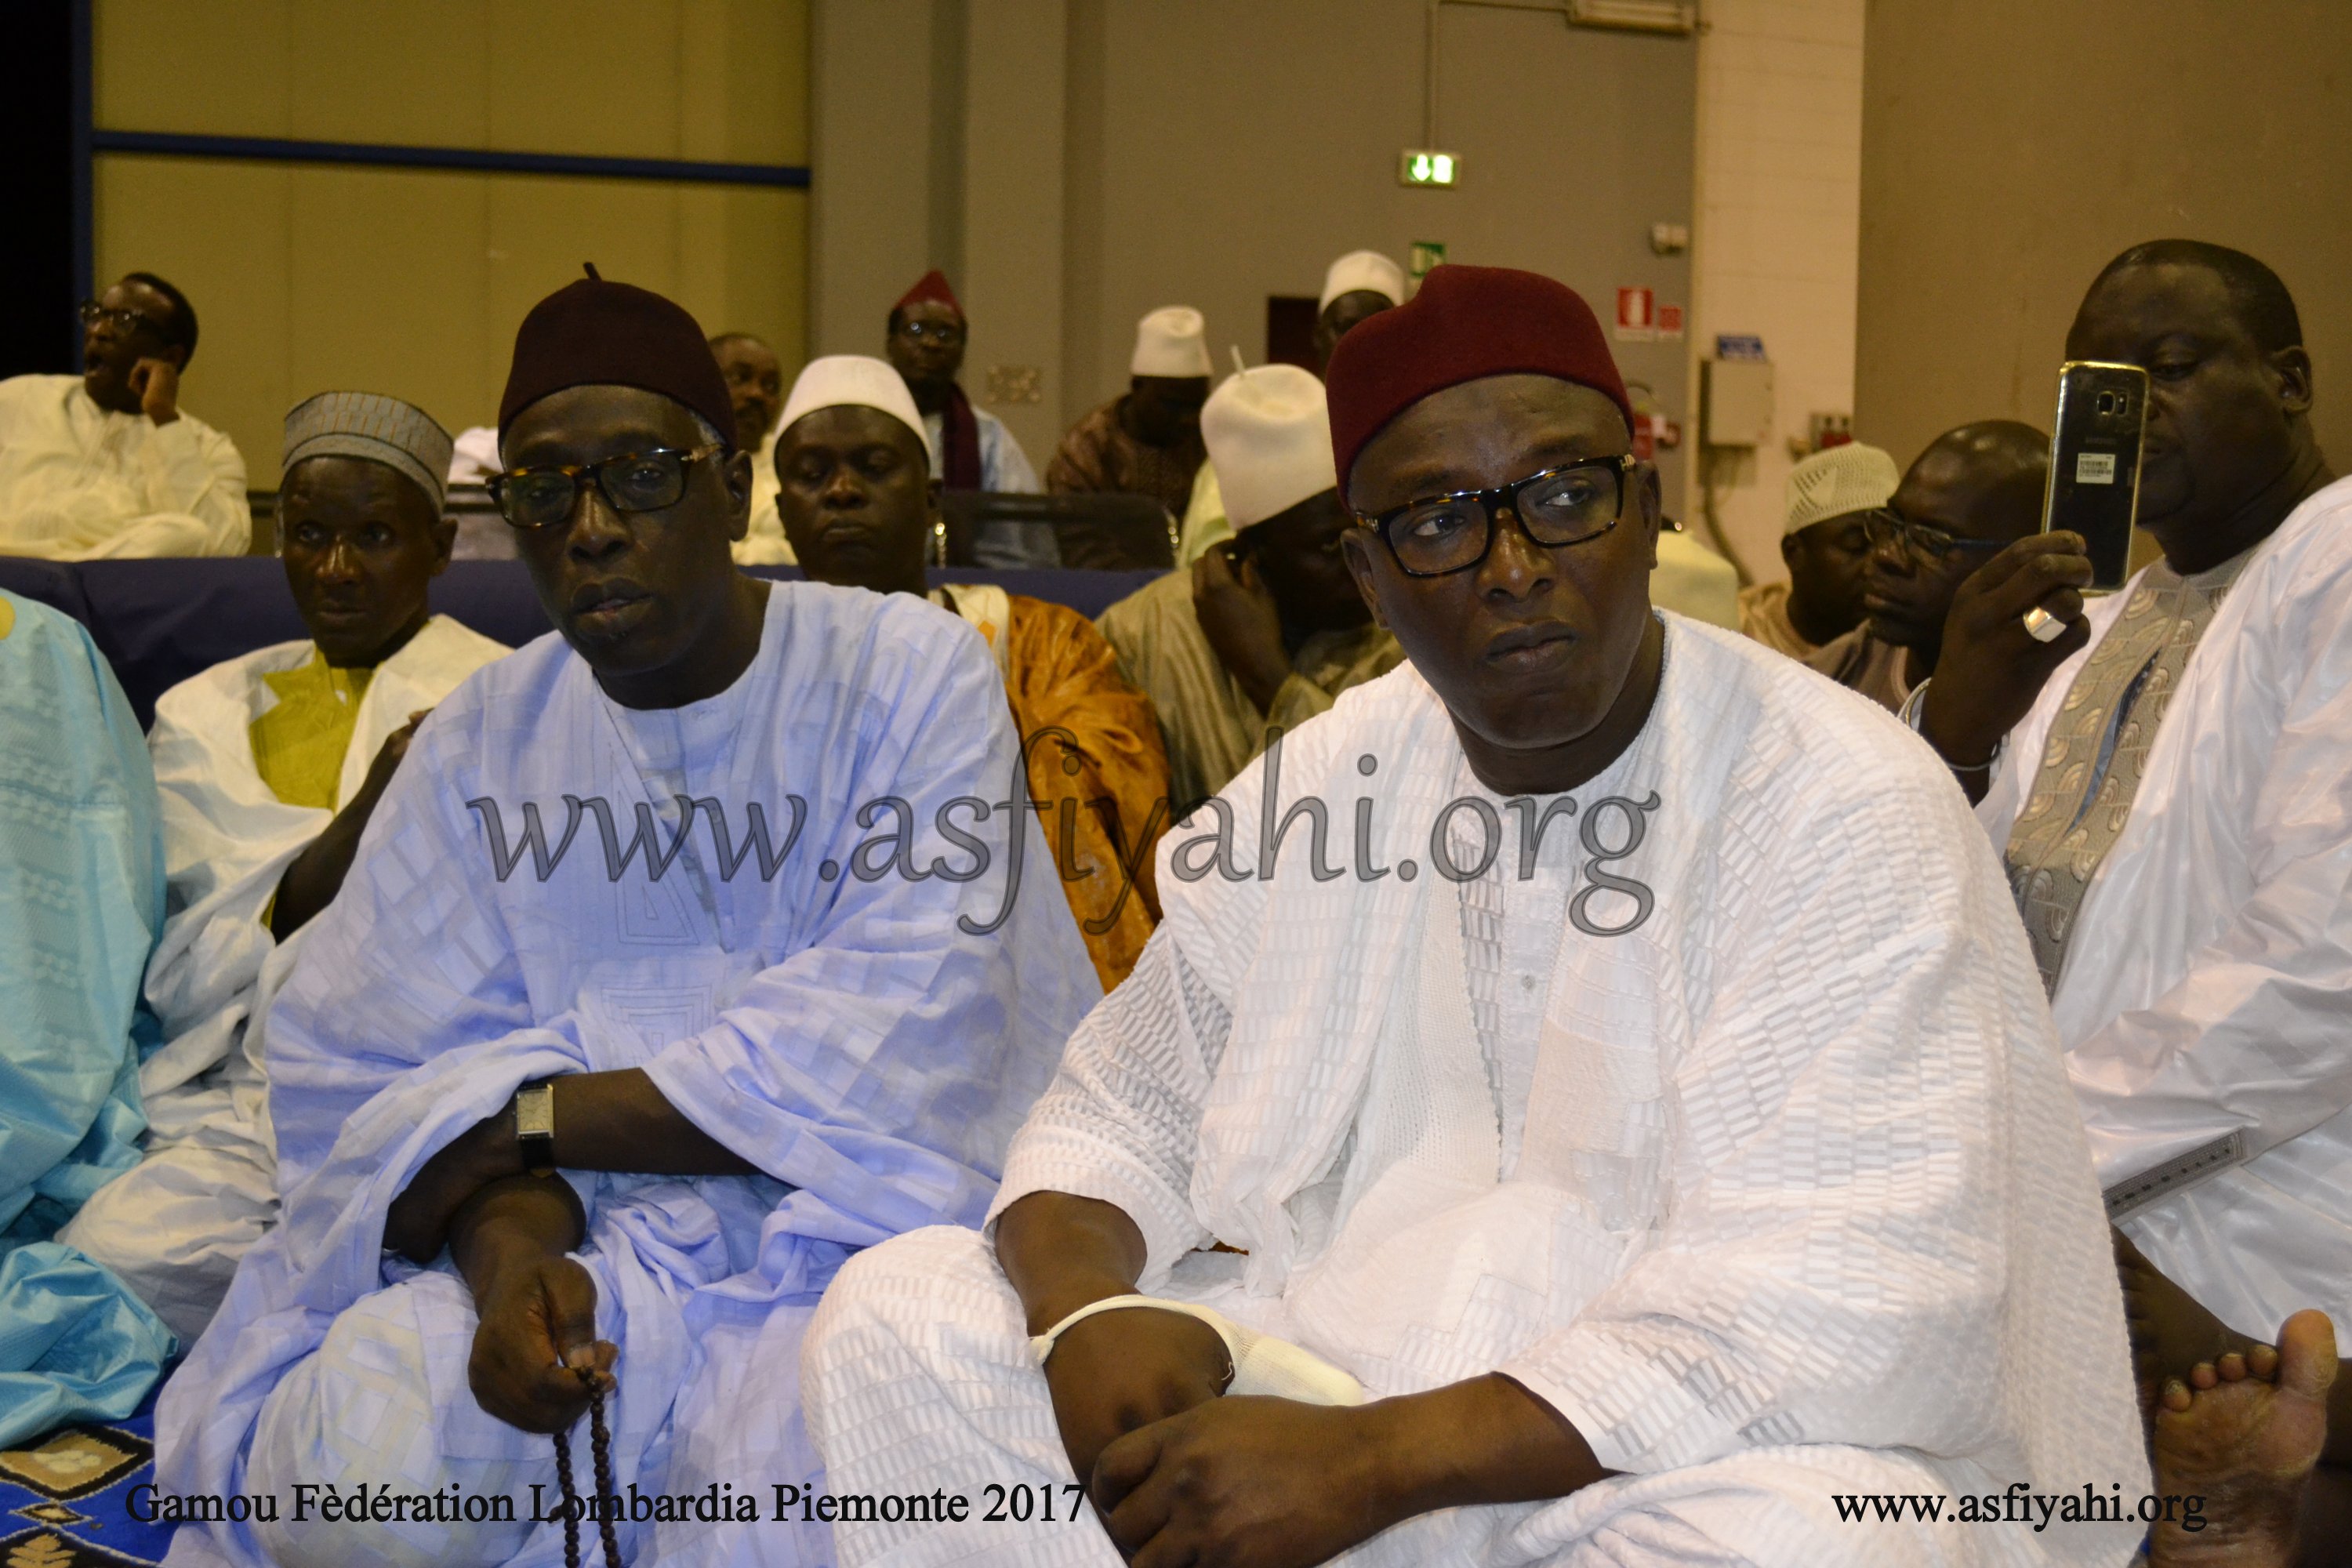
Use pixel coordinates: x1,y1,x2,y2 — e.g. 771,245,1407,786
2042,361,2148,591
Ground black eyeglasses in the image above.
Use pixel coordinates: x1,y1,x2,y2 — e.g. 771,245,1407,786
79,300,162,336
1862,507,2007,561
894,319,964,346
1354,455,1633,578
487,445,724,530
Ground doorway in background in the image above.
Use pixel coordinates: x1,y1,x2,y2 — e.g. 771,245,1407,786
1265,296,1318,373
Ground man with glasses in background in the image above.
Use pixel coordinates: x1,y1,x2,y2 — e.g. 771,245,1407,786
886,270,1051,568
0,272,247,558
1806,421,2049,710
1736,439,1889,660
156,269,1098,1568
1095,362,1399,814
886,270,1041,497
801,265,2143,1568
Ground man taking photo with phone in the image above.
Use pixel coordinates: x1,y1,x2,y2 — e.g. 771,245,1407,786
1915,238,2349,1566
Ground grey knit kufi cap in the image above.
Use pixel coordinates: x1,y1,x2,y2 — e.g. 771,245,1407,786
282,390,455,513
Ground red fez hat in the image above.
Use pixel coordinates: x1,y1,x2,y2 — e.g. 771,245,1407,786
895,269,964,317
1324,264,1633,503
498,264,739,446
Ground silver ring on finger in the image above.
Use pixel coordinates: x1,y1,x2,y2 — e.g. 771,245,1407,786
2022,605,2066,644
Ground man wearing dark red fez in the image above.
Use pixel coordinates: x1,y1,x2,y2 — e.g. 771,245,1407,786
157,267,1101,1567
801,265,2146,1567
884,268,1043,498
884,270,1051,567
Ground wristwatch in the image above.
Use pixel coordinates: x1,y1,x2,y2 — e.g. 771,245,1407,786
513,1081,557,1177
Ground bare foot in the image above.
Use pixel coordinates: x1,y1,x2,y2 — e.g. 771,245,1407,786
2115,1229,2259,1424
2149,1310,2338,1568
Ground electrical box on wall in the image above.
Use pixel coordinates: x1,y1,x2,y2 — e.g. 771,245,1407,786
1701,358,1774,448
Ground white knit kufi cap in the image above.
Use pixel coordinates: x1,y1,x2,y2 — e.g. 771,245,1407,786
1318,250,1406,312
283,390,455,512
1784,441,1900,536
1203,364,1336,530
1131,306,1212,378
778,354,936,468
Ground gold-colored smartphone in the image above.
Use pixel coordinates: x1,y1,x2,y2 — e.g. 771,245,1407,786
2042,361,2149,591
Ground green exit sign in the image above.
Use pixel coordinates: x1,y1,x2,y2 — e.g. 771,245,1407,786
1398,149,1459,187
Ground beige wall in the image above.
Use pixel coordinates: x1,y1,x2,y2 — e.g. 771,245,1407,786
961,0,1068,464
93,0,809,499
814,0,1698,511
1687,0,1866,582
1072,1,1698,513
809,0,1069,469
1856,0,2352,481
809,0,935,361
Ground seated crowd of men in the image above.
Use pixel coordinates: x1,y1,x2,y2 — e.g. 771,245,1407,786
0,237,2342,1568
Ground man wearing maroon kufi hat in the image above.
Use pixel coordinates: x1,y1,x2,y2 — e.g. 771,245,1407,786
154,267,1101,1568
800,263,2146,1568
885,270,1044,498
882,270,1050,566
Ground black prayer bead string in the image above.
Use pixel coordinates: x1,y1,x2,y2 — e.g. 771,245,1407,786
588,1374,623,1566
550,1367,626,1567
552,1417,583,1568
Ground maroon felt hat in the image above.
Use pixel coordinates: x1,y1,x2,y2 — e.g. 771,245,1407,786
1324,263,1634,503
895,269,964,318
497,265,740,446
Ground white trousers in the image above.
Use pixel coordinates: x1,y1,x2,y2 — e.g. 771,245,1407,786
800,1226,1996,1568
238,1263,833,1567
245,1269,590,1568
60,1132,274,1346
64,1050,280,1348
